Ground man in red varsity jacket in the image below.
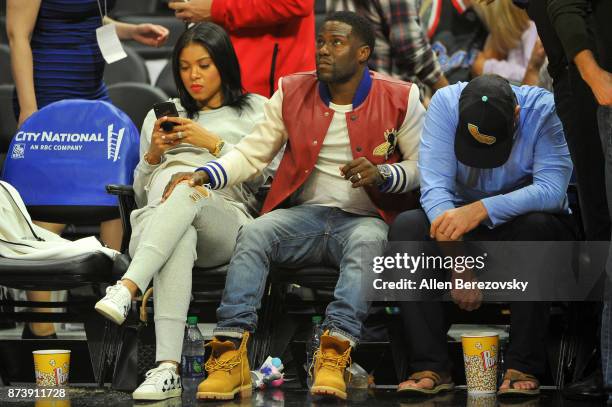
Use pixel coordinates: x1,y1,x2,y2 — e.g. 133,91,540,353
163,11,424,401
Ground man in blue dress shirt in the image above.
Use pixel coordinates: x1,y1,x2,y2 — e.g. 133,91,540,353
389,75,577,396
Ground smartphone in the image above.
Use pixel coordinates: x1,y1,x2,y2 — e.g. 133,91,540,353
153,102,179,132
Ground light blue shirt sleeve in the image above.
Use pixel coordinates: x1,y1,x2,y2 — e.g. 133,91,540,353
419,87,459,223
480,109,572,227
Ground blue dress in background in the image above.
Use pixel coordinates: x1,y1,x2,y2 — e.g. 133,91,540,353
13,0,117,118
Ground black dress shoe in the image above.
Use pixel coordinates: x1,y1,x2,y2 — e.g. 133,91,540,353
21,323,58,339
563,369,607,401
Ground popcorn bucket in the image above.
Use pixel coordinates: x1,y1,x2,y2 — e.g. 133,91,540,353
35,399,70,407
33,350,71,386
461,333,499,394
467,393,496,407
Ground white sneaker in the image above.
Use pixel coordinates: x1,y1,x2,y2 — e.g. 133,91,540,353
94,281,131,325
133,363,182,401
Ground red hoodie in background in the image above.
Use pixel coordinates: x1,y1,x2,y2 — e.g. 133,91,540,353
211,0,316,97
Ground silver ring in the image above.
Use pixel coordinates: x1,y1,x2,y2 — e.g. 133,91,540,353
356,172,362,180
177,131,183,139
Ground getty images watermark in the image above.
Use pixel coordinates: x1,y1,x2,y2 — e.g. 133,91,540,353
360,241,609,302
371,252,528,293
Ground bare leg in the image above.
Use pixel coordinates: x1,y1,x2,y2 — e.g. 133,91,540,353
100,218,123,251
33,221,65,235
25,290,56,336
26,221,66,336
120,278,139,299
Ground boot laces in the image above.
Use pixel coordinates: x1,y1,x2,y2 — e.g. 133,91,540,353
203,332,249,381
204,352,241,373
319,347,351,369
203,340,247,393
203,339,244,373
309,347,352,380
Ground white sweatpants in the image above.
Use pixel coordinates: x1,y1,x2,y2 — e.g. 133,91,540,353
123,183,251,362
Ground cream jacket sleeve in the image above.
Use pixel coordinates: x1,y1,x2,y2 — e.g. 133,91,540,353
378,85,424,193
197,80,288,189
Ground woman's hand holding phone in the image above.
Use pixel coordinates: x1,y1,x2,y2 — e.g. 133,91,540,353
159,117,222,153
145,116,184,164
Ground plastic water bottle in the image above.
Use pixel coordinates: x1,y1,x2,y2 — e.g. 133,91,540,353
305,315,322,388
346,362,368,389
181,316,206,379
346,362,369,401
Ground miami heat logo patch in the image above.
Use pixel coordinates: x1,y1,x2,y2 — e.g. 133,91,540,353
373,128,398,159
468,123,496,145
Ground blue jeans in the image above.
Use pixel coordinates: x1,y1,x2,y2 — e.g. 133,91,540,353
213,205,388,345
600,105,612,397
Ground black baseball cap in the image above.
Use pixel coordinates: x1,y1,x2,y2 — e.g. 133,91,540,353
455,75,518,169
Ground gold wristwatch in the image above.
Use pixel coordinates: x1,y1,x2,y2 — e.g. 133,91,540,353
211,140,225,157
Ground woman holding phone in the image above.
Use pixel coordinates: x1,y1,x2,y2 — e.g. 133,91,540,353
94,23,273,401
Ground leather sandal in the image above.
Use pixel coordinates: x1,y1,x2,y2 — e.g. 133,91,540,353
497,369,540,397
397,370,454,395
22,323,57,339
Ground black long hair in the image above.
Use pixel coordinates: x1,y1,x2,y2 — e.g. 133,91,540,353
172,22,250,119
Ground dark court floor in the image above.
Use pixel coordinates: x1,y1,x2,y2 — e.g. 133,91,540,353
0,386,610,407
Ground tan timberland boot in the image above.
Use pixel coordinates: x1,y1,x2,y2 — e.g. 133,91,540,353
310,331,352,400
196,332,251,400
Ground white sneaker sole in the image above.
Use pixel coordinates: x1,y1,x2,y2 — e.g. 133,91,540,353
132,388,182,400
94,300,127,325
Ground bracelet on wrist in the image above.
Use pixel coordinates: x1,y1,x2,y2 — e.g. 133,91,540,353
144,152,161,165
